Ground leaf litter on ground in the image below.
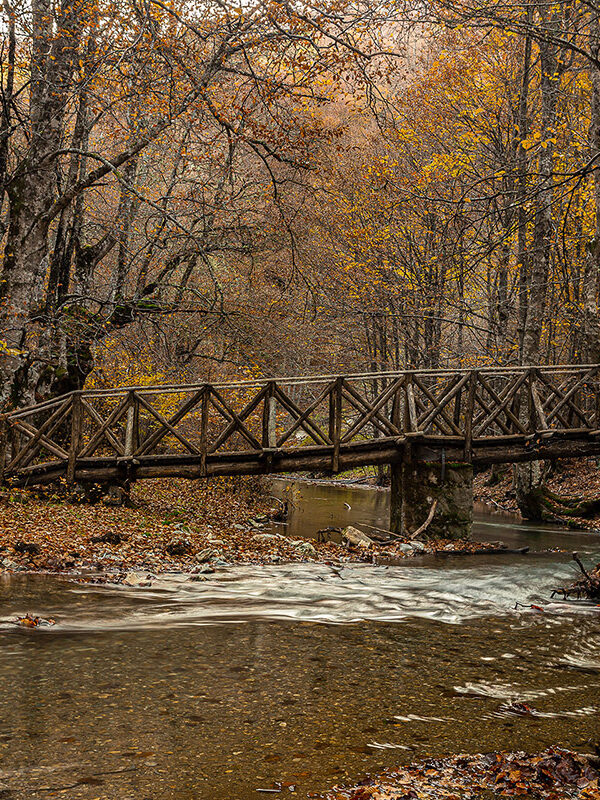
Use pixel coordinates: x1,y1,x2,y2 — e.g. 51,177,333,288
0,476,516,580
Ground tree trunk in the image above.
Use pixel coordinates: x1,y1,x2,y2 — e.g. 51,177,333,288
0,0,84,407
583,17,600,364
514,10,561,519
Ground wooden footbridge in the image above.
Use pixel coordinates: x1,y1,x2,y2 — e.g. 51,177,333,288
2,364,600,488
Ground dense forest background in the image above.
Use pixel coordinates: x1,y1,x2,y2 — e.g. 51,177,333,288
2,0,600,403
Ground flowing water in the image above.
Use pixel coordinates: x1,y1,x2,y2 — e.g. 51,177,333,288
1,481,599,800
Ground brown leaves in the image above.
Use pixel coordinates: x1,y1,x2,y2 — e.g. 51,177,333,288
324,749,600,800
14,614,56,628
0,477,358,578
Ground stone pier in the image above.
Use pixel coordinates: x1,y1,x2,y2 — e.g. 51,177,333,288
390,461,473,540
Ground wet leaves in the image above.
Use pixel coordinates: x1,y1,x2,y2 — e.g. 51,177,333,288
322,749,600,800
497,702,538,717
13,613,56,628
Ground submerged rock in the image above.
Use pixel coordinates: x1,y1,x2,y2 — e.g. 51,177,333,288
122,572,154,587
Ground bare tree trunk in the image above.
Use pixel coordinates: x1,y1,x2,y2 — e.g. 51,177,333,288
583,16,600,364
0,0,84,406
514,9,561,519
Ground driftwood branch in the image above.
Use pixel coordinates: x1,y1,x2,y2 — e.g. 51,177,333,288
552,553,600,599
411,499,438,539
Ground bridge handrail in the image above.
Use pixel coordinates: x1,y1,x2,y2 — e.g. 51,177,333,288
5,363,599,420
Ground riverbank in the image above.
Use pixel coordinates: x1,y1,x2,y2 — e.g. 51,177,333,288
323,748,600,800
0,477,341,575
474,457,600,528
0,476,518,577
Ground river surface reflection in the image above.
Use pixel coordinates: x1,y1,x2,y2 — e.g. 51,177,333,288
0,483,599,800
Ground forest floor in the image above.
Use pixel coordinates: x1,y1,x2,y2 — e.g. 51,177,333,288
0,474,515,578
0,458,599,578
321,747,600,800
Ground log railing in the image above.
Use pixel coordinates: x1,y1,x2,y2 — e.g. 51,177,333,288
2,364,600,485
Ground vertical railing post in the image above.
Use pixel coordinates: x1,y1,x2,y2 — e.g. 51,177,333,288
124,391,138,457
530,368,549,432
132,392,140,453
528,367,540,434
67,392,82,486
329,377,343,473
262,382,277,449
404,373,417,433
0,414,8,483
200,385,210,477
453,373,463,430
463,370,477,462
391,376,403,432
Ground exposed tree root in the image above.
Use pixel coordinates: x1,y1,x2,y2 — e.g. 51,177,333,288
527,485,600,528
542,487,600,517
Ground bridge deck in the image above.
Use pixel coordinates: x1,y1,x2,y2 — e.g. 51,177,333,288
2,365,600,486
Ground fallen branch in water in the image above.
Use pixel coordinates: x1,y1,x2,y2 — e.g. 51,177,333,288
411,500,438,540
551,552,600,600
359,522,404,542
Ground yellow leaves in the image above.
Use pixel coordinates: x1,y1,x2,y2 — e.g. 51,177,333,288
0,340,24,358
520,128,559,151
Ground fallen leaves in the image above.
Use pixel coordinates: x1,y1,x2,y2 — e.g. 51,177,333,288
0,477,510,579
322,748,600,800
13,613,56,628
0,478,366,576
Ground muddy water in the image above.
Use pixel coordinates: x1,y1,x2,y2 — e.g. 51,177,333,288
1,483,600,800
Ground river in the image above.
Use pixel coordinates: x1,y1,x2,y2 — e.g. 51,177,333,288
0,480,599,799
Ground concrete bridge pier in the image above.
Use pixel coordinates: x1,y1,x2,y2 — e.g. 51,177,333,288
390,460,473,540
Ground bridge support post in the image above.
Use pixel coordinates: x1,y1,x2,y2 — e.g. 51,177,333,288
390,461,473,540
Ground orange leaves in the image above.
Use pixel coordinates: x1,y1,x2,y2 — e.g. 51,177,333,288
14,614,56,628
325,749,600,800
